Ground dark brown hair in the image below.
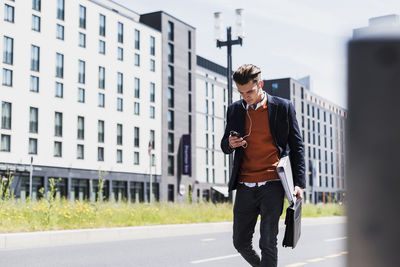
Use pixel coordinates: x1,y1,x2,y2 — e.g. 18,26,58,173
232,64,261,85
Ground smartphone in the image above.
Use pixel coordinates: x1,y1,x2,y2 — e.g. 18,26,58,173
230,130,241,137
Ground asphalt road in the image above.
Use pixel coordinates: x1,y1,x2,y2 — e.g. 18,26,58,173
0,217,346,267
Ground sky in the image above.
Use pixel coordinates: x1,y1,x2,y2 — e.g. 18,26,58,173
115,0,400,108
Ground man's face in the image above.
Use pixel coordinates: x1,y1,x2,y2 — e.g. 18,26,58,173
236,80,264,106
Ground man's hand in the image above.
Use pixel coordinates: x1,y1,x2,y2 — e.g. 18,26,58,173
293,186,303,200
229,136,247,148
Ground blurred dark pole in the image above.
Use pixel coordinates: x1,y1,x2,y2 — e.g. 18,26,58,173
347,38,400,267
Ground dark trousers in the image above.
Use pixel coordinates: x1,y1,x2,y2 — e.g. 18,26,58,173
233,181,284,267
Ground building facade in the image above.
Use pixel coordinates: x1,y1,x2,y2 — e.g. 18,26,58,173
140,11,196,202
263,77,347,203
195,56,239,202
0,0,162,201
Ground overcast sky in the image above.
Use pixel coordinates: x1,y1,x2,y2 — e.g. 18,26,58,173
115,0,400,108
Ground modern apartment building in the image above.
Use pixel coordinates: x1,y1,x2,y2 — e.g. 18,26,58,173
140,11,196,202
264,77,347,204
0,0,162,202
195,55,239,202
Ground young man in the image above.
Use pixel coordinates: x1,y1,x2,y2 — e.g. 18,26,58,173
221,64,306,267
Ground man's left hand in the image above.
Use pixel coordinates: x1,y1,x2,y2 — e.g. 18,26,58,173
293,186,303,200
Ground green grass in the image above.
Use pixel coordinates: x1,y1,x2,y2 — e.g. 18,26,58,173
0,199,345,233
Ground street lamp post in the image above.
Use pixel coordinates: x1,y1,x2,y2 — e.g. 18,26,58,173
214,9,244,202
29,156,33,200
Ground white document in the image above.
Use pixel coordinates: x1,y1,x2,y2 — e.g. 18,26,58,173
277,155,295,205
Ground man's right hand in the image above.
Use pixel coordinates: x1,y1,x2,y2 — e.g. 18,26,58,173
229,136,247,148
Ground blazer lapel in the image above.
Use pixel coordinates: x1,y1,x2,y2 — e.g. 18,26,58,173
267,94,278,142
238,99,247,136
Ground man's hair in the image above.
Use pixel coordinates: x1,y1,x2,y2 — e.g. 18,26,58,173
232,64,261,85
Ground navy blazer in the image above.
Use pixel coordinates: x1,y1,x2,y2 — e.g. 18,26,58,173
221,93,306,192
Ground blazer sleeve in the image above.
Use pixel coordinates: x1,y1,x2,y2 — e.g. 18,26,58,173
287,102,306,189
221,105,234,154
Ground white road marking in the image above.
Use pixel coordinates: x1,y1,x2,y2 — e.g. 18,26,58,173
307,257,325,262
324,236,347,242
200,238,216,242
190,253,240,264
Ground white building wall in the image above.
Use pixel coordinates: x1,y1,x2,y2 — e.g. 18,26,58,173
0,0,162,175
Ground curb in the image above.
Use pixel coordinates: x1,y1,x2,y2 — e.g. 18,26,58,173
0,216,345,250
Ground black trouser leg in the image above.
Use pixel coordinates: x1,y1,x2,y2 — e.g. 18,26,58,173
259,182,284,267
233,184,261,267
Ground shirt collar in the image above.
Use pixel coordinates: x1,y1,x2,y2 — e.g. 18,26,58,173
245,92,267,110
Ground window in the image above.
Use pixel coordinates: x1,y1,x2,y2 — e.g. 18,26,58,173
99,14,106,36
188,30,192,49
134,151,139,165
56,24,64,40
117,98,123,111
31,45,40,72
135,29,140,49
168,43,174,63
57,0,64,20
117,72,123,94
77,144,84,159
188,115,192,133
134,127,139,147
54,112,62,137
134,102,140,115
150,36,155,55
56,53,64,78
3,36,13,65
150,130,155,149
54,141,62,157
30,76,39,92
29,107,38,133
168,110,174,130
168,88,174,108
32,15,40,32
205,116,208,131
4,4,14,23
79,5,86,29
0,135,10,152
206,99,209,114
134,77,140,98
118,47,123,61
212,102,215,115
98,93,105,107
168,155,174,175
78,88,85,103
2,69,12,86
188,52,191,70
188,73,192,92
78,60,85,84
118,22,123,43
1,102,12,129
168,133,174,153
134,53,140,66
150,106,155,119
98,147,104,161
29,138,37,155
117,149,123,163
168,21,174,41
55,82,63,98
79,33,86,47
33,0,41,12
99,40,105,54
211,84,215,99
205,134,209,148
150,59,155,72
150,83,155,102
77,116,84,140
206,168,209,183
98,120,104,143
188,94,192,112
117,124,123,145
99,66,105,89
168,65,174,85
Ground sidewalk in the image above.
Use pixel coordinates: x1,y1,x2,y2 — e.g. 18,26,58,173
0,216,345,250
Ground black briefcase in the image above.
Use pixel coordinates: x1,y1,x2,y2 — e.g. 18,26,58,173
282,199,302,248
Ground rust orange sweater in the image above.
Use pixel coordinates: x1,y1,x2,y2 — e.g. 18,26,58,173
239,100,280,183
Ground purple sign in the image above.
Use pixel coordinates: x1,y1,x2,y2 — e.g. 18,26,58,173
182,134,192,176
